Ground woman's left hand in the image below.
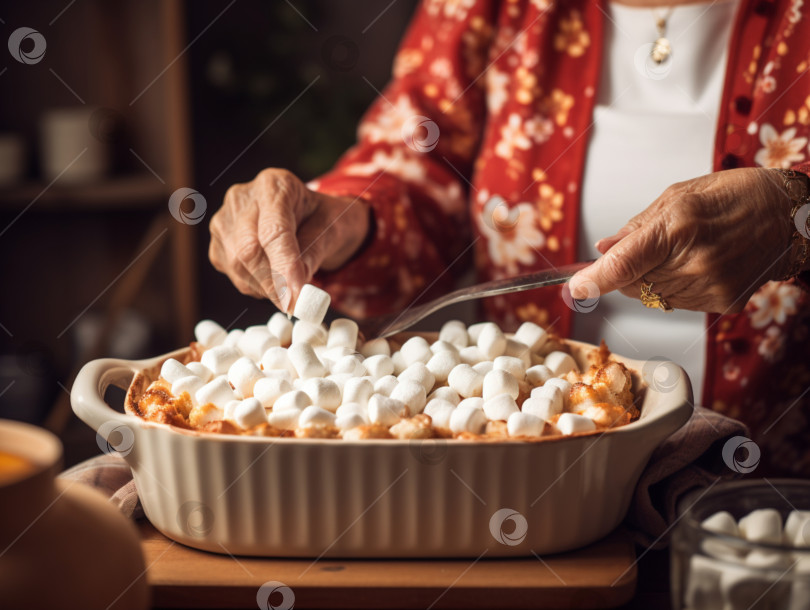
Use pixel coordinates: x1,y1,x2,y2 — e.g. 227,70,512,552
567,168,796,314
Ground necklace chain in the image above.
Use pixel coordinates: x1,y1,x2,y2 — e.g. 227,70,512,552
650,7,674,64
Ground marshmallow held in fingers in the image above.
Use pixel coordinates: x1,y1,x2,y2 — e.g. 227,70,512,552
368,394,408,427
195,375,237,408
483,394,520,421
482,369,520,402
194,320,227,349
448,364,484,398
160,359,195,384
186,361,214,383
544,351,579,377
293,284,331,325
327,318,359,350
267,312,293,346
273,389,312,412
557,413,596,435
342,377,374,405
233,397,267,429
238,326,280,361
227,356,265,398
200,345,242,376
389,380,427,415
287,343,328,379
438,320,468,348
301,378,341,412
253,377,293,407
172,376,206,406
507,412,545,437
513,322,548,352
449,406,487,434
477,323,507,360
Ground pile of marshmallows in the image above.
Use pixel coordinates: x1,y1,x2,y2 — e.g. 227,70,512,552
687,508,810,609
159,284,598,438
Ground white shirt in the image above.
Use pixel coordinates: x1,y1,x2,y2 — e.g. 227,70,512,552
574,0,739,402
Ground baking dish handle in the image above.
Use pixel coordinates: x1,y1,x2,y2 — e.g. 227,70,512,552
71,357,140,434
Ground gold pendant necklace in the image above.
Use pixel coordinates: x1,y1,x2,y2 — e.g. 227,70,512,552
651,8,674,64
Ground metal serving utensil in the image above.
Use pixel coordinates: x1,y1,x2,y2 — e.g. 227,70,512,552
357,260,594,339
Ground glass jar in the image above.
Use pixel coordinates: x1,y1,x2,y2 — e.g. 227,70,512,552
671,479,810,610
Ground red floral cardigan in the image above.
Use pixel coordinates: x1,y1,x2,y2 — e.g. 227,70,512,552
310,0,810,476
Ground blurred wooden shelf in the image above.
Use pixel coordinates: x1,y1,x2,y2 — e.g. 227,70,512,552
0,174,170,211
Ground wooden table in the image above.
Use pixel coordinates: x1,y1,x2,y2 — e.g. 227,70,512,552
140,522,639,609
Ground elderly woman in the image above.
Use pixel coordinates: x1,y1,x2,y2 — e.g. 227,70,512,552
209,0,810,476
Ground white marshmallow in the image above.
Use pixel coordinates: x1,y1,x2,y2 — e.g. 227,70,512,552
544,351,579,377
449,406,487,434
423,399,456,429
335,402,369,420
428,386,461,406
526,364,554,386
335,412,368,432
785,510,810,546
364,354,394,379
223,399,240,421
701,511,740,537
298,405,337,428
557,413,596,435
253,377,293,407
326,373,353,393
430,340,459,355
195,375,237,408
457,397,484,410
227,357,265,398
273,389,312,412
324,346,354,361
373,375,399,397
477,324,507,360
447,364,484,398
359,338,390,358
331,354,366,377
287,343,327,379
301,378,341,412
504,339,532,368
266,408,301,430
368,394,408,427
293,284,331,325
399,336,433,366
160,358,195,384
482,369,520,402
459,346,485,365
260,346,298,377
684,555,724,610
426,350,461,383
267,311,293,346
483,394,520,421
391,350,408,375
521,396,558,421
390,380,427,415
342,377,374,405
200,345,242,376
544,377,572,397
237,326,279,361
262,368,294,384
739,509,783,545
507,412,545,437
472,361,494,376
186,361,214,383
513,322,549,352
291,320,327,346
171,375,206,406
720,561,789,610
327,318,359,349
194,320,227,348
223,329,244,348
233,397,267,429
397,362,436,394
438,320,469,347
466,322,489,343
493,356,526,381
190,404,224,427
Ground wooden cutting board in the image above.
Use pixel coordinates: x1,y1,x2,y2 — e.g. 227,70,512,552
139,522,637,609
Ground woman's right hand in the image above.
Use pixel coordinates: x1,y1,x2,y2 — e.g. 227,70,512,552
209,168,370,311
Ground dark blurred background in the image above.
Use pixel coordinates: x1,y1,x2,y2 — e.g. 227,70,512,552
0,0,418,465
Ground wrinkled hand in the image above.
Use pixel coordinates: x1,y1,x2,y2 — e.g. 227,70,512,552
568,168,796,314
209,168,370,311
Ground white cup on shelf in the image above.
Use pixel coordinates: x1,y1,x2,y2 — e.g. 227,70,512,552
40,106,109,184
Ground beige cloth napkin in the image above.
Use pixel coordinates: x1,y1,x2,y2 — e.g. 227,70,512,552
59,406,747,547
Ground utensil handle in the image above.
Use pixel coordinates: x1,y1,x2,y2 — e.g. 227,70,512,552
71,358,139,435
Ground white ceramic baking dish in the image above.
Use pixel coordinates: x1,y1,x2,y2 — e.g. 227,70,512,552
71,339,692,558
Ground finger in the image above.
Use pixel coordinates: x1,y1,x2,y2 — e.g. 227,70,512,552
595,224,635,254
569,223,669,299
209,233,265,298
